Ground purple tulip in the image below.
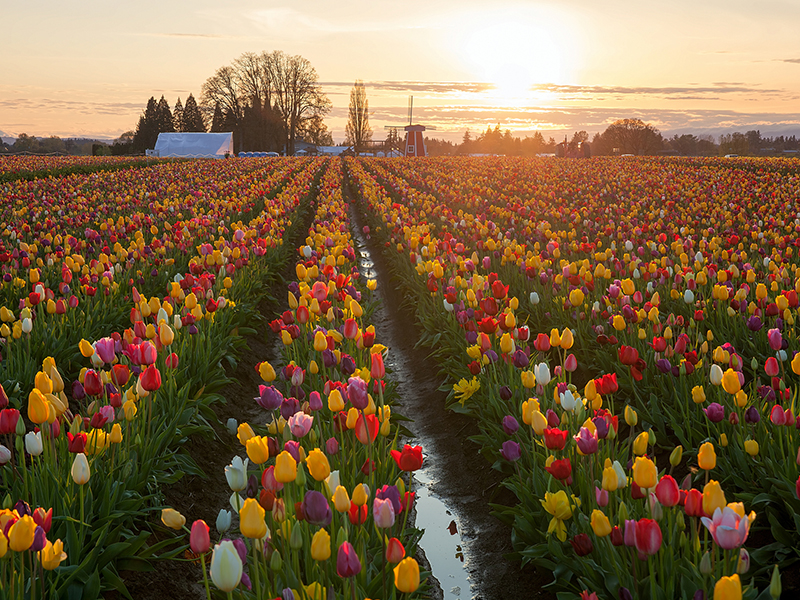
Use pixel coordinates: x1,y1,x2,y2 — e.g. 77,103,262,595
325,436,339,455
512,349,529,369
746,316,762,331
257,385,283,411
280,397,300,420
499,385,513,401
32,526,47,552
340,354,356,376
322,349,336,368
593,416,609,439
376,485,402,515
500,440,521,462
704,402,725,423
284,440,302,462
72,380,86,401
346,377,369,410
502,415,519,435
302,490,332,526
337,541,361,578
308,391,323,411
574,427,598,455
744,406,761,424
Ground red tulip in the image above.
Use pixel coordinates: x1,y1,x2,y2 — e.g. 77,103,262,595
140,365,162,392
348,504,368,525
83,370,103,397
190,520,210,554
67,432,87,454
570,533,593,556
534,333,551,352
165,353,179,369
354,414,380,445
370,352,385,379
0,408,20,434
655,475,680,507
765,357,780,377
390,445,423,471
33,507,52,533
545,457,572,481
634,518,662,556
386,537,405,563
111,364,130,387
685,489,704,517
543,427,569,450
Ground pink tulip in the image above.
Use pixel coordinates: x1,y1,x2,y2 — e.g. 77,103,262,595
655,475,680,507
768,328,782,351
190,519,210,554
700,507,751,549
288,412,313,438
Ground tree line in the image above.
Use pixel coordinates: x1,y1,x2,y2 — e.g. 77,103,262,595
424,120,800,157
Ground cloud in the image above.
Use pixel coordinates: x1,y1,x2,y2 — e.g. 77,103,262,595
530,83,782,96
321,81,493,94
780,58,800,64
0,98,143,118
155,33,228,39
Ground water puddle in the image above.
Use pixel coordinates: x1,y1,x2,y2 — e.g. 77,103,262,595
413,470,472,599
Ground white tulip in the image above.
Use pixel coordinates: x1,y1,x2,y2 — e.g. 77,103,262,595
209,540,243,592
25,431,43,456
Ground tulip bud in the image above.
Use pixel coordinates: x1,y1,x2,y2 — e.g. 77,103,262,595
737,548,750,574
216,509,232,534
670,445,683,466
770,565,782,599
624,405,638,426
699,551,713,575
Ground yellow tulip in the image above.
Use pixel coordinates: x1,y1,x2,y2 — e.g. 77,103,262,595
560,328,574,350
744,439,759,457
332,486,351,513
311,528,331,561
79,339,94,358
633,431,649,456
531,410,547,435
602,465,618,492
698,442,716,471
691,386,706,404
568,288,585,307
703,480,727,517
9,515,36,551
306,448,331,481
34,371,53,394
123,399,138,421
549,328,561,347
39,539,67,570
239,498,267,539
313,331,327,352
274,451,297,483
259,361,276,382
632,456,657,489
109,424,123,444
499,333,514,354
590,509,612,537
237,423,255,446
159,325,174,346
161,508,186,530
713,574,742,600
352,483,369,506
722,369,741,395
393,557,420,593
27,389,50,424
246,436,270,464
624,405,638,426
612,315,626,331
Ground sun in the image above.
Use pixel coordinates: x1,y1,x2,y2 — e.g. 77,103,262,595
452,9,577,105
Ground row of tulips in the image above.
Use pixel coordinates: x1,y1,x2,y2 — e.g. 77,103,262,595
0,158,325,598
347,156,786,599
165,159,429,599
0,155,168,183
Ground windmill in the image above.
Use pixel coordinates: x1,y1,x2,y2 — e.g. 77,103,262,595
384,96,435,157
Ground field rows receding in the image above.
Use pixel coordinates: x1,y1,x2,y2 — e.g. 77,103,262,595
0,155,798,600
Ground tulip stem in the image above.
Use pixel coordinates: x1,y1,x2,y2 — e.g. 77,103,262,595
200,552,211,600
79,484,85,549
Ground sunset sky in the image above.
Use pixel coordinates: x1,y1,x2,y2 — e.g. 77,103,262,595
2,0,800,143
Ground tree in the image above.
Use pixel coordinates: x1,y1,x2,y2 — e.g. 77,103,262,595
173,97,184,132
269,51,331,155
300,115,333,146
210,102,225,132
155,96,175,134
132,97,159,152
182,94,206,132
112,131,135,155
600,119,663,155
202,66,244,150
345,80,372,154
385,128,402,154
669,134,698,156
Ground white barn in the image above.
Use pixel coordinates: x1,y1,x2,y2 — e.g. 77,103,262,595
150,132,233,158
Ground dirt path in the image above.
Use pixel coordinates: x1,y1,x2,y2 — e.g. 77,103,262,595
348,198,554,600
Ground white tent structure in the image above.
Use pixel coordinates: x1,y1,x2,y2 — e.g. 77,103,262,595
150,132,233,158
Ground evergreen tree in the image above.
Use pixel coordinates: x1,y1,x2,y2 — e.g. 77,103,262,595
132,96,159,152
210,102,225,132
182,94,206,132
173,97,184,132
155,96,174,134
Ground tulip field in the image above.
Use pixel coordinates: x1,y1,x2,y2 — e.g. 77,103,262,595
1,154,799,599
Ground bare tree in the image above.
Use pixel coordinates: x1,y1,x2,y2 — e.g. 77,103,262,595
345,80,372,154
271,52,331,155
201,66,244,150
